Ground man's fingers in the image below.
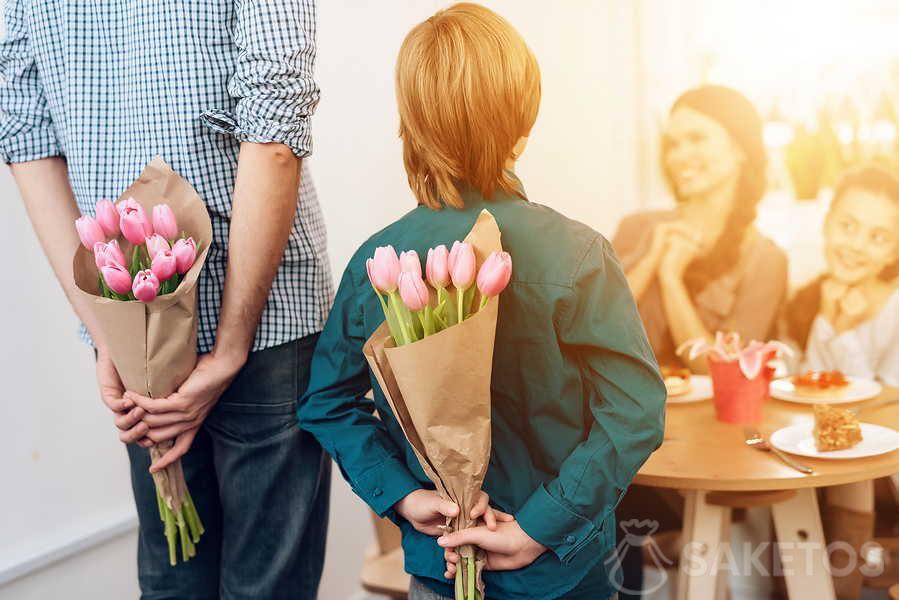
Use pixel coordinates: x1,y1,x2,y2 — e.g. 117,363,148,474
118,421,149,444
146,421,196,444
101,393,132,413
484,553,521,571
126,391,184,414
445,562,457,579
444,549,460,564
137,437,154,449
141,411,193,428
113,407,145,431
149,428,197,473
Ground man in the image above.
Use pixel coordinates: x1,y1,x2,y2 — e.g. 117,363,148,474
0,1,332,597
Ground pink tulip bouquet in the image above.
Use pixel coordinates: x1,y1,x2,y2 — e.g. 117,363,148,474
366,242,511,347
72,158,212,566
678,332,793,424
362,210,507,600
77,198,199,303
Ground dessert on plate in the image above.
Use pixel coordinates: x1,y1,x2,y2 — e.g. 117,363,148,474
813,404,863,451
662,366,692,397
792,370,850,399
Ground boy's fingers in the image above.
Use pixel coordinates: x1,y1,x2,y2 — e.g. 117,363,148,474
470,492,489,518
434,498,460,519
438,526,493,550
483,506,497,531
444,549,460,563
495,510,516,522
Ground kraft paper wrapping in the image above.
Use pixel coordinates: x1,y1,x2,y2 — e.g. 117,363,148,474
72,156,212,513
363,210,502,596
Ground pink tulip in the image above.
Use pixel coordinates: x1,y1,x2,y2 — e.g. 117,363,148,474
152,204,178,240
172,237,197,274
399,250,422,277
118,197,153,245
477,251,512,298
151,249,177,282
95,199,120,237
100,262,133,295
448,241,476,290
75,216,106,250
366,245,401,293
132,269,160,302
398,272,429,312
145,234,170,260
94,240,126,269
426,245,450,289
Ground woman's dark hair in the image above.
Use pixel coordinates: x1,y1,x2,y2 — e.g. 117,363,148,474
786,164,899,347
662,86,767,294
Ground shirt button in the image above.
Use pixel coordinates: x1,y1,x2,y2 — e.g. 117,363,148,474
373,488,383,497
565,535,576,544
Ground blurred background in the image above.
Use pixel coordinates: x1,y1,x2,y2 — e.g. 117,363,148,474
2,0,898,598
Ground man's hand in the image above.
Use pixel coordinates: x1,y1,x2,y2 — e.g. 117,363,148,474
394,490,503,537
96,348,151,443
125,352,244,471
439,519,546,576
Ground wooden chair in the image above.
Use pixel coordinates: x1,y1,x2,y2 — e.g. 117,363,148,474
361,511,410,598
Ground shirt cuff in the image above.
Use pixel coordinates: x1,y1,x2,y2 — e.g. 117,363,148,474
0,125,62,164
515,483,605,563
200,110,312,158
350,455,423,520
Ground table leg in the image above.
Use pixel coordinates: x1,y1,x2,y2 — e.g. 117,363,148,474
771,487,835,600
678,490,731,600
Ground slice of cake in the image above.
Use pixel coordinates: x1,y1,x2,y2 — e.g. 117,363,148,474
813,404,863,451
662,366,692,397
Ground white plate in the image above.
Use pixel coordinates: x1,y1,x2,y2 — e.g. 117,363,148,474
770,376,882,405
770,422,899,459
667,375,713,404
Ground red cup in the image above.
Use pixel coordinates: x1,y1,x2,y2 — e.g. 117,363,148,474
707,355,774,424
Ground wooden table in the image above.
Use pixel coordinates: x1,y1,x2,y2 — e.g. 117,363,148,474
634,391,899,600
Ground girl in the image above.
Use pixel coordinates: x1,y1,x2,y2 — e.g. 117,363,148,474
786,164,899,599
298,4,665,599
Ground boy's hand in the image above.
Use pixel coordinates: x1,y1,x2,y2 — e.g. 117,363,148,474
439,519,546,576
394,490,503,537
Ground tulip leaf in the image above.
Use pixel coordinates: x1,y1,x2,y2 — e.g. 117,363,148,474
130,245,141,277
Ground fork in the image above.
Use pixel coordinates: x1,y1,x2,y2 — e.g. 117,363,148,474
743,428,815,474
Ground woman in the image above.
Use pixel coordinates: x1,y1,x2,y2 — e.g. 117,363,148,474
298,4,665,599
613,85,788,373
611,86,787,597
785,164,899,599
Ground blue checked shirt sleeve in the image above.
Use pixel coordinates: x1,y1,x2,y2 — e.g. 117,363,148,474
0,0,61,164
201,0,319,158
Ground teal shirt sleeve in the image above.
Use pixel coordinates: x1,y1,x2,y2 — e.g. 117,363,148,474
298,266,422,517
515,236,666,563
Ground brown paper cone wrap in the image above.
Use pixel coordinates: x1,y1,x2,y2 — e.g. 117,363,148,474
363,210,502,596
72,157,212,562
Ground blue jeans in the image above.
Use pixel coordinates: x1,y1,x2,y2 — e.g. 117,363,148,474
125,335,330,599
409,577,619,600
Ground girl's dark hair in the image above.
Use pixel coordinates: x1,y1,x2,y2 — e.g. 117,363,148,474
662,86,767,295
786,164,899,347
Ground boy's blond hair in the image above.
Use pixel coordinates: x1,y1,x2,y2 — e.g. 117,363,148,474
396,3,541,209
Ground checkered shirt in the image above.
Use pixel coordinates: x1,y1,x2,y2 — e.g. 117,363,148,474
0,0,333,353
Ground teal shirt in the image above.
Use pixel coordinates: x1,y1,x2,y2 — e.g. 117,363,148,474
299,178,665,599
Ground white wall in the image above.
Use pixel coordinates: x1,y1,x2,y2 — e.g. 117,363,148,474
0,2,643,599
